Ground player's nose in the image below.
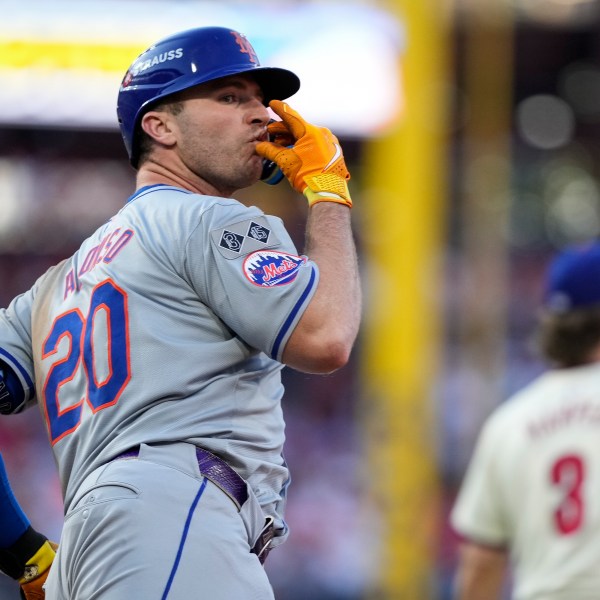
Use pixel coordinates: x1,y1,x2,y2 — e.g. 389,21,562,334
247,97,270,125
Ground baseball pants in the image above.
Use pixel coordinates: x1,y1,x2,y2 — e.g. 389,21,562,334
44,442,275,599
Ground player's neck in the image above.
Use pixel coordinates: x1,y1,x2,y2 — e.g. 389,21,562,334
136,160,232,198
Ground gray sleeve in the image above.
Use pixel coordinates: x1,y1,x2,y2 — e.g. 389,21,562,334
185,204,319,361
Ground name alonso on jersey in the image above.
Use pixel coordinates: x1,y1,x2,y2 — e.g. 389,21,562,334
63,227,134,299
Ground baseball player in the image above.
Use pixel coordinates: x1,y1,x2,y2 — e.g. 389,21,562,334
451,241,600,599
0,26,361,599
0,452,56,599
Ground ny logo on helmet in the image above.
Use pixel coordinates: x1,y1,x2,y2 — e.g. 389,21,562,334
230,31,258,65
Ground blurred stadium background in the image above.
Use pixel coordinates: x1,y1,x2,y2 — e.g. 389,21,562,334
1,0,600,597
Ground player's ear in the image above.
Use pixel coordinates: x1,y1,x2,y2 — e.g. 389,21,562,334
140,110,177,149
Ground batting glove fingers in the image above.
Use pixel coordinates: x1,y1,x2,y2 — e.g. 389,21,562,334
256,100,352,208
266,120,294,147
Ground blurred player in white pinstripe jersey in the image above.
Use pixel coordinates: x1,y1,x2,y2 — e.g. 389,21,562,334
452,241,600,599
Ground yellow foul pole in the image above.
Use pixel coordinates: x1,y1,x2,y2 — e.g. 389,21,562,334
361,0,450,598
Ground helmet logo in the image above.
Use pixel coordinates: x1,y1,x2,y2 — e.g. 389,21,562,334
121,70,134,88
230,31,259,65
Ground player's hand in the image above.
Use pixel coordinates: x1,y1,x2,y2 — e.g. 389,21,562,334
19,540,58,600
255,100,352,209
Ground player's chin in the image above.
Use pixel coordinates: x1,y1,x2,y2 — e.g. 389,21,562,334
230,163,261,190
246,155,264,182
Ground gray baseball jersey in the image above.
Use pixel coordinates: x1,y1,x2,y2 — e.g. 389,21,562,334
451,364,600,599
0,184,318,542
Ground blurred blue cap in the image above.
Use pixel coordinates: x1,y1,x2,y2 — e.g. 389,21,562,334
544,241,600,312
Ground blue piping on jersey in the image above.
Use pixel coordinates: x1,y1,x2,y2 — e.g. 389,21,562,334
161,477,208,600
126,184,192,204
271,265,317,360
0,348,34,391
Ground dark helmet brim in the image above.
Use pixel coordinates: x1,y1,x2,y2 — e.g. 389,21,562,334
251,67,301,104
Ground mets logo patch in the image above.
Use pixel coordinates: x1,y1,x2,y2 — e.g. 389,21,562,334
243,250,307,287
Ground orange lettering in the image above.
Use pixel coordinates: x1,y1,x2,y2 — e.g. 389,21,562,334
230,31,258,65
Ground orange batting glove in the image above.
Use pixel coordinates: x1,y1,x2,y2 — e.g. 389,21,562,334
19,540,58,600
256,100,352,209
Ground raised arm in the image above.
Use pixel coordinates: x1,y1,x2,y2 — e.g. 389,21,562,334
282,202,360,373
256,101,361,374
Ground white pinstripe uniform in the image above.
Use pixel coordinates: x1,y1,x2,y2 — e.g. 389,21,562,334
451,364,600,599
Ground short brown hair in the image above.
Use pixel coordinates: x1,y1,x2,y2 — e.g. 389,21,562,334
535,305,600,367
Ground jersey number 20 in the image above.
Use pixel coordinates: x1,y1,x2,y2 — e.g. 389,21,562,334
42,280,131,445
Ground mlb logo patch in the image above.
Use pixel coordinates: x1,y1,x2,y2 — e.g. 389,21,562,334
219,230,245,253
243,250,306,287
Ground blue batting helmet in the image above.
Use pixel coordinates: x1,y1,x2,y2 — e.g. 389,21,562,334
117,26,300,167
544,241,600,312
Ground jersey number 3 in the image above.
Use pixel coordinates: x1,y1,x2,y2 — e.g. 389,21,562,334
42,280,131,445
551,454,585,535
